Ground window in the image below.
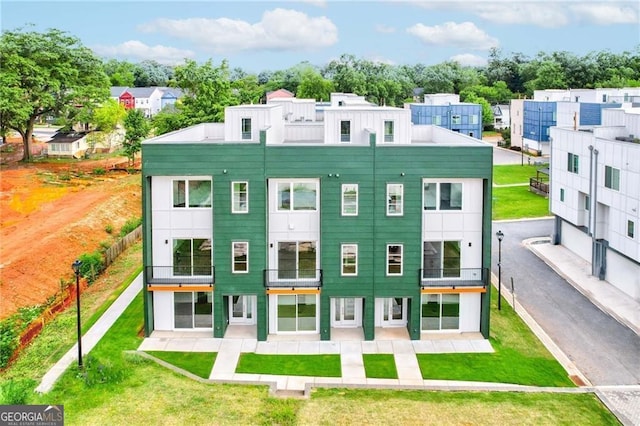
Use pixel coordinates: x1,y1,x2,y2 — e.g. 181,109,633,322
387,244,403,275
432,115,441,125
341,184,358,216
451,114,461,125
421,294,459,331
232,181,248,213
173,238,212,276
384,120,394,142
278,241,317,279
340,120,351,142
277,182,318,211
568,153,579,173
387,184,403,215
341,244,358,276
422,241,461,278
241,118,251,140
470,114,479,125
628,220,635,239
276,294,317,332
174,292,213,329
560,188,565,202
173,179,212,208
605,166,620,190
232,242,248,273
585,194,590,211
423,182,462,211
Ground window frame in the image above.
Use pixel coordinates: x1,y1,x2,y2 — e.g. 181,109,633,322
172,238,213,277
386,183,403,216
567,153,579,174
384,120,394,142
605,165,620,190
232,241,249,273
340,120,351,142
451,114,462,125
341,244,358,276
628,220,635,239
341,184,359,216
241,117,252,140
386,244,403,276
560,188,565,202
423,181,463,211
276,181,318,212
231,181,249,213
172,179,212,209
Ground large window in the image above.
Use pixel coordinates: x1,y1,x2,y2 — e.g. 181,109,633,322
278,241,317,279
423,182,462,210
423,241,461,278
341,244,358,276
232,242,248,273
173,179,212,208
173,238,212,276
384,120,394,142
277,182,318,211
276,294,317,332
232,181,248,213
605,166,620,190
568,153,579,174
421,294,459,331
340,120,351,142
387,184,403,215
241,118,251,140
174,292,212,329
341,184,358,216
387,244,403,275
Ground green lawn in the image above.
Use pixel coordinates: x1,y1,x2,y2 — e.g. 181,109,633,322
493,164,544,185
236,353,342,377
493,186,550,220
363,354,398,379
145,351,216,379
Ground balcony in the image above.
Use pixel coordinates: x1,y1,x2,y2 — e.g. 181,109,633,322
145,266,215,285
419,268,487,289
263,269,323,289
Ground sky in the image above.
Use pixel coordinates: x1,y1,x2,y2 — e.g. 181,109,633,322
2,0,639,73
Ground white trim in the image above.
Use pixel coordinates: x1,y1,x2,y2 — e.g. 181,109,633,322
231,181,249,213
232,241,249,273
341,243,358,276
386,243,403,276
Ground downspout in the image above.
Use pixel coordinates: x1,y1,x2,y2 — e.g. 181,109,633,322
588,145,593,236
591,148,599,277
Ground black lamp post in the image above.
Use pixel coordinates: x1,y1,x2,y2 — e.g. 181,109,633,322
496,230,504,310
72,259,83,369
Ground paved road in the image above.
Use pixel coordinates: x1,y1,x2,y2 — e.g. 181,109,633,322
491,219,640,386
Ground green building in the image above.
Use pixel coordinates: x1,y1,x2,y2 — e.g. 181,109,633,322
142,94,493,342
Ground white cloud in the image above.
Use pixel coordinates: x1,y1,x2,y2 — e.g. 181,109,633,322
375,24,396,34
299,0,327,7
449,53,488,67
570,3,639,25
138,8,338,53
406,21,498,50
92,40,195,65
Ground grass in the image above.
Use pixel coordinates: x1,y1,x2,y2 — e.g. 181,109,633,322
493,164,543,185
145,351,216,379
363,353,398,379
236,353,342,377
493,186,550,220
417,291,575,387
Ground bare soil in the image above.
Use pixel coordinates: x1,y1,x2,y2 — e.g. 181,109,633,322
0,138,141,319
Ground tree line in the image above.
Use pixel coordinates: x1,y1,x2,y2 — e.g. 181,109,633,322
2,27,639,161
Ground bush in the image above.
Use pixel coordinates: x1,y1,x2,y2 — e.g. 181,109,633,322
78,251,105,284
0,319,18,369
119,217,141,237
93,167,106,175
0,379,36,404
104,224,113,234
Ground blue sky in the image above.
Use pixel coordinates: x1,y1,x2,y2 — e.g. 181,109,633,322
2,1,639,73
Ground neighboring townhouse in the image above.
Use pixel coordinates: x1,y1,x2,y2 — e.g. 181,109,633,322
491,104,510,130
266,88,294,102
550,107,640,302
127,87,163,117
510,88,640,155
408,94,483,140
159,87,184,111
141,94,494,342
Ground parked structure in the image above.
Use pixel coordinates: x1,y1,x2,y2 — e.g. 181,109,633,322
408,94,483,140
141,94,494,341
550,107,640,302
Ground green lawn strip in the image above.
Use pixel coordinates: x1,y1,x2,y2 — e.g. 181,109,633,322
303,388,619,425
493,164,542,185
492,186,550,220
418,291,575,387
362,353,398,379
236,353,342,377
145,351,216,379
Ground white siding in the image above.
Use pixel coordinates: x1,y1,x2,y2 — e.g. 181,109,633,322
459,293,481,332
153,292,173,331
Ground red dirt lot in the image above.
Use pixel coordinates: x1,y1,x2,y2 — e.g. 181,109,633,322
0,139,141,319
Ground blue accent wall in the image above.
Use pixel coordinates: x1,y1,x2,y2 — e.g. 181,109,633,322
523,101,556,143
409,104,483,139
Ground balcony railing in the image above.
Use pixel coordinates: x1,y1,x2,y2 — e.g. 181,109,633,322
145,266,215,285
263,269,323,288
419,268,487,289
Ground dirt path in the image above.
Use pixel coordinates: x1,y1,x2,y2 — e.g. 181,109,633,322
1,140,141,319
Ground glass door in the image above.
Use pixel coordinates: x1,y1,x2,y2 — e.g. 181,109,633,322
332,298,358,327
229,295,255,325
381,298,406,327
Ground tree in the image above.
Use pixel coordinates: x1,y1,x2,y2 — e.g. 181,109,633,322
297,69,334,101
123,108,150,165
0,27,110,161
133,60,173,87
92,98,126,131
103,59,136,87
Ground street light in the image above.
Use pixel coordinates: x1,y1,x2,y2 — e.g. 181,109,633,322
72,259,83,369
496,230,504,310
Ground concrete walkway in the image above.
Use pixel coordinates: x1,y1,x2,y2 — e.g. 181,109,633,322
35,273,143,393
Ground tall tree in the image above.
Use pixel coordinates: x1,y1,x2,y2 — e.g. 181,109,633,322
133,60,173,87
103,59,136,87
0,27,110,161
122,108,150,165
297,68,334,101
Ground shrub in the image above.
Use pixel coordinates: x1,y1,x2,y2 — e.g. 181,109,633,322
0,319,18,369
0,379,36,404
93,167,106,175
119,217,141,237
78,251,105,284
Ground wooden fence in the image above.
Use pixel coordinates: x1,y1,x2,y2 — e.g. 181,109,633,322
104,225,142,268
